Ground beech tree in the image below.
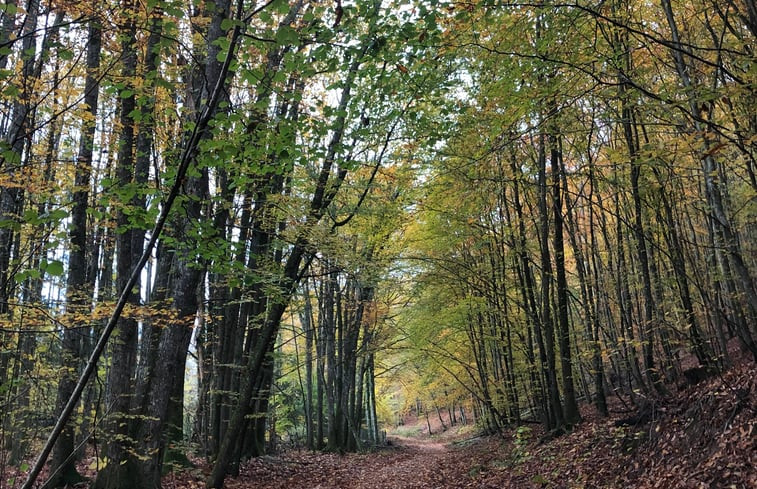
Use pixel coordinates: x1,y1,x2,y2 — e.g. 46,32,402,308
0,0,753,488
397,0,755,435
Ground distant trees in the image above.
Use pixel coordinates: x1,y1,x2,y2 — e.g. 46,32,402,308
0,0,438,488
0,0,753,487
400,0,755,435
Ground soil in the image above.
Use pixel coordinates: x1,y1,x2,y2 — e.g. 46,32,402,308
7,353,756,488
212,359,756,489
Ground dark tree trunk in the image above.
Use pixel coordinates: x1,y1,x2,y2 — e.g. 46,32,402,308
47,18,101,488
303,286,315,450
537,131,563,431
0,0,35,405
94,2,142,486
551,135,581,426
130,0,228,483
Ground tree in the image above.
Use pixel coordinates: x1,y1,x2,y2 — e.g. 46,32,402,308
47,11,101,488
5,1,755,488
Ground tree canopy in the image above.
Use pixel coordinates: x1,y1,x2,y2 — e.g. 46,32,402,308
0,0,754,487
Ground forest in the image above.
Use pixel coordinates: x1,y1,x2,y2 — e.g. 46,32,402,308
0,0,754,488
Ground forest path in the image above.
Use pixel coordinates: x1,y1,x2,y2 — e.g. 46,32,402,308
226,434,474,489
387,435,450,454
349,436,455,488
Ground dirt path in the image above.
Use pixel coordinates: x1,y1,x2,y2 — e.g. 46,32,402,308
223,436,470,489
350,437,455,489
387,435,449,454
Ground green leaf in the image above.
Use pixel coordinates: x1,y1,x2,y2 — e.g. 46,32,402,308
13,271,28,284
58,49,74,61
258,10,272,24
0,3,18,15
0,218,19,231
216,49,228,62
220,17,237,31
155,77,175,91
23,209,40,225
275,25,299,46
164,3,184,17
128,108,145,122
46,261,64,277
3,84,20,97
272,0,289,14
47,209,69,222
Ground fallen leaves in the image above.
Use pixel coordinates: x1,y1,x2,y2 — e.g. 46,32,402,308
9,360,755,488
213,361,754,489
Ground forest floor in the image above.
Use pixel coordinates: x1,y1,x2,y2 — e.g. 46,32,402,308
182,358,756,489
5,354,755,488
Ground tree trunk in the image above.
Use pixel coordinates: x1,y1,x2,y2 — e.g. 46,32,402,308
303,287,315,450
47,17,101,488
537,130,564,430
551,135,581,426
93,2,141,486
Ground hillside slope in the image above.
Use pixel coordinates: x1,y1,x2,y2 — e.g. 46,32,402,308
204,360,756,488
470,361,756,488
10,361,753,488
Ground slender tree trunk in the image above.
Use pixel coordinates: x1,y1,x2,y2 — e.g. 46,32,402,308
47,18,101,489
510,155,547,426
537,130,563,430
612,17,664,390
564,150,607,416
551,135,581,426
588,200,608,416
94,2,141,486
611,171,645,396
303,287,315,450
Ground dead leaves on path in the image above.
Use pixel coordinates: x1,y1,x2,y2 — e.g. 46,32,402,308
10,362,753,488
227,444,473,489
214,361,754,489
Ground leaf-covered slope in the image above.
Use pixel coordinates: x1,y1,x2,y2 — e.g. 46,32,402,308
9,359,752,488
163,360,756,488
475,360,756,488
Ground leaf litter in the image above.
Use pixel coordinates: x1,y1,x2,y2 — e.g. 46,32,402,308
9,359,755,488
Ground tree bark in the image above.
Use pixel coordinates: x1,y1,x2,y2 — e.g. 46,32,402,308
47,17,101,489
551,135,581,426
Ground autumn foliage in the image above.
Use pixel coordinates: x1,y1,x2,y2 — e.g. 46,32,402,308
0,0,754,487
